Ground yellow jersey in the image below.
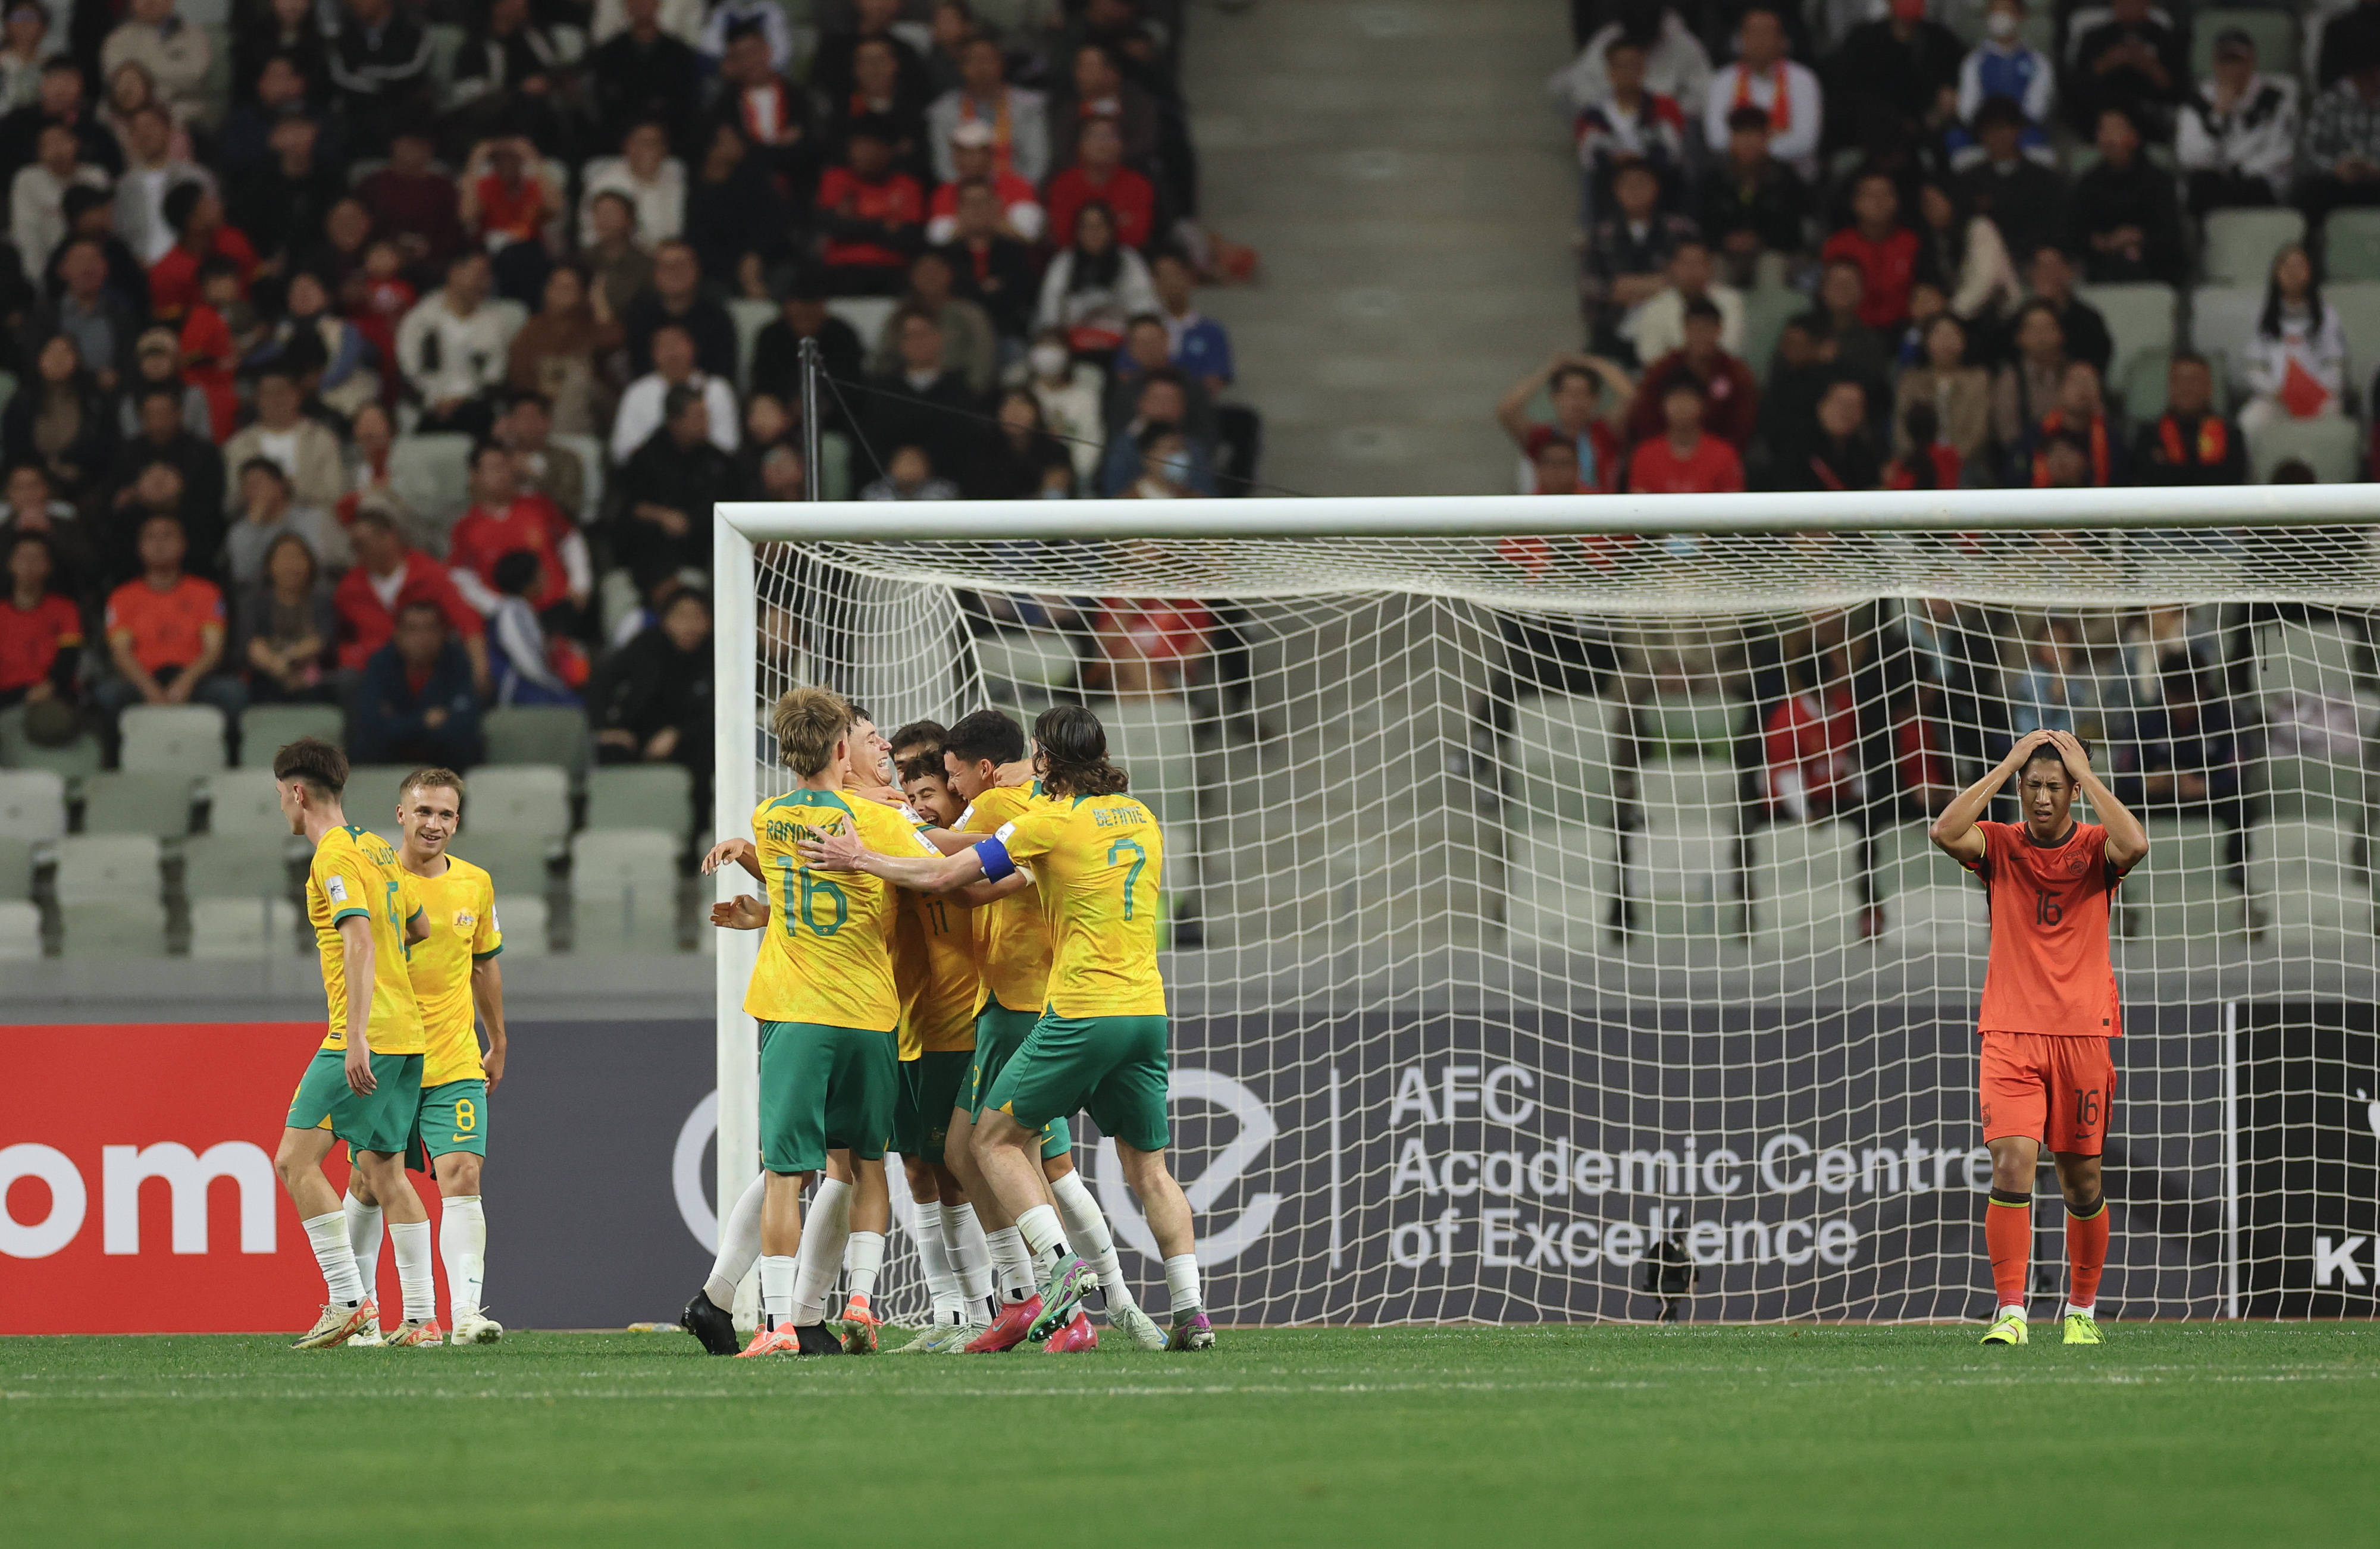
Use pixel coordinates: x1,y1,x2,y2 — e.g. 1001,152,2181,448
994,792,1166,1017
306,824,427,1054
962,782,1053,1014
900,885,980,1056
743,788,937,1031
405,855,503,1086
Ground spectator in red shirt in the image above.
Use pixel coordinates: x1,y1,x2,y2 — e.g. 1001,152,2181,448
1046,119,1157,253
333,506,488,685
1818,170,1919,332
0,531,83,708
93,512,245,727
459,134,563,305
1625,377,1747,493
815,115,925,296
926,120,1047,245
356,129,465,274
1762,645,1861,821
1624,299,1761,450
445,442,590,631
146,181,258,323
1495,353,1631,494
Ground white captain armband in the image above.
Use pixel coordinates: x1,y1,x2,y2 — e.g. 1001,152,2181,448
975,836,1017,882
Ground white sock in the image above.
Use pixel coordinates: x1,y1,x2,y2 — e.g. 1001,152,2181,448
389,1219,435,1324
1163,1253,1202,1318
760,1253,796,1325
342,1191,383,1303
845,1230,886,1305
790,1177,851,1323
704,1171,768,1309
1015,1202,1072,1278
1051,1171,1135,1312
942,1203,993,1310
303,1209,365,1305
440,1196,487,1322
985,1224,1034,1302
2064,1299,2094,1317
912,1213,962,1319
2000,1303,2028,1319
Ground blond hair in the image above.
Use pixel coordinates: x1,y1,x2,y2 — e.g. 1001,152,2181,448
399,767,466,812
772,686,854,777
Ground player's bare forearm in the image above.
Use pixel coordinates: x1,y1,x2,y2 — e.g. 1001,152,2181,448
1931,730,2046,859
799,831,985,892
2047,729,2148,867
339,915,377,1092
472,958,507,1090
954,872,1029,907
701,837,765,883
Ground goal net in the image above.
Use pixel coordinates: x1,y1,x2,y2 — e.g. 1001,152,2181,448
715,494,2380,1324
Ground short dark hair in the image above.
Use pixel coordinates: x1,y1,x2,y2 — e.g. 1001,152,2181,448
2022,740,2079,779
891,719,950,782
237,456,289,487
1683,296,1723,324
1972,93,2028,133
273,736,347,796
162,181,208,236
945,708,1025,769
1662,374,1708,401
1726,105,1771,134
492,549,541,597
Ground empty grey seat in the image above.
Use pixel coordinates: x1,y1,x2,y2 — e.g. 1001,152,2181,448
0,703,102,780
585,763,695,836
0,835,31,898
1637,757,1739,830
340,766,417,821
0,898,40,959
1642,694,1742,754
181,833,299,901
465,764,572,840
1105,697,1197,829
60,901,167,958
2246,820,2372,945
491,893,549,956
456,832,555,898
1507,693,1620,827
236,704,343,765
80,772,196,838
1504,821,1620,953
1749,821,1861,949
188,897,301,959
569,828,681,951
0,768,66,841
118,704,228,774
483,706,590,779
205,769,290,836
2126,817,2247,942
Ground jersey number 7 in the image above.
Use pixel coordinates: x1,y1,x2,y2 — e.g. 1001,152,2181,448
1108,837,1147,920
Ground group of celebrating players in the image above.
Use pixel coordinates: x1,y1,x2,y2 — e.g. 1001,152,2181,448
259,689,1211,1356
255,678,2140,1351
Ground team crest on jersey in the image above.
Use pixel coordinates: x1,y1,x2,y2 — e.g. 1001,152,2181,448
454,910,476,929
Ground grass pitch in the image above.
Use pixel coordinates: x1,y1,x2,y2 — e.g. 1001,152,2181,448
5,1324,2376,1547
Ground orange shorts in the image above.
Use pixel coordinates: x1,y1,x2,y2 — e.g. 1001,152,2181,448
1978,1031,2117,1155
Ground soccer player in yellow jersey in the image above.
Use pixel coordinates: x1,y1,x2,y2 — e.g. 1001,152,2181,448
384,769,508,1345
268,738,437,1350
940,708,1167,1352
805,705,1213,1350
711,687,944,1357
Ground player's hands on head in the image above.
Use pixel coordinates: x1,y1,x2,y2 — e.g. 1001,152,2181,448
2007,727,2052,766
2045,728,2090,773
700,837,756,876
344,1043,376,1096
797,830,868,870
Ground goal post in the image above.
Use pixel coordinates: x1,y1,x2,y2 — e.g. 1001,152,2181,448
712,487,2380,1324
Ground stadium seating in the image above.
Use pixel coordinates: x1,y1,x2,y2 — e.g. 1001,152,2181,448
2246,819,2373,948
1748,821,1861,950
2246,414,2363,484
585,764,695,838
1636,757,1739,827
0,704,102,781
119,705,229,774
2075,283,2177,393
187,898,301,960
2116,346,2178,420
826,296,897,347
2187,284,2263,389
1740,284,1804,384
729,297,775,390
55,835,167,959
387,434,475,535
1872,825,1984,951
1502,821,1620,953
236,704,343,765
0,768,67,842
465,764,574,841
2324,209,2380,281
0,835,32,899
2322,283,2380,375
1105,697,1198,828
483,707,590,780
1626,826,1738,941
2262,753,2366,824
1507,692,1621,827
2199,208,2303,286
493,895,550,956
0,898,39,959
464,833,558,899
972,625,1082,704
1642,695,1742,755
2125,818,2247,940
568,829,681,952
180,834,299,901
342,767,416,816
79,773,197,839
205,769,292,836
552,433,605,526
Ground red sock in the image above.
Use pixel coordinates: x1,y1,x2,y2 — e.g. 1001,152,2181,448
2067,1202,2109,1309
1986,1194,2031,1307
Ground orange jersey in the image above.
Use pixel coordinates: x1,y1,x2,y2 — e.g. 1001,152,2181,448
1959,820,2131,1039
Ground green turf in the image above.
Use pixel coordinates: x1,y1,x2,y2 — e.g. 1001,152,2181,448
6,1324,2378,1546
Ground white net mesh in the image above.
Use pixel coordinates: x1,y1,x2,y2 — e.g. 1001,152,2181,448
743,523,2380,1324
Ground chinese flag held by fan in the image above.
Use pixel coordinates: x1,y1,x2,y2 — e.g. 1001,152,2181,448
2280,358,2332,419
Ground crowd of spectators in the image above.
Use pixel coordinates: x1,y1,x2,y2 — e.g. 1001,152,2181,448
0,0,1250,783
1518,0,2380,496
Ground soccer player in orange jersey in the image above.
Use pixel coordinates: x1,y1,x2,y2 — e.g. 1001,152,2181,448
1931,726,2148,1346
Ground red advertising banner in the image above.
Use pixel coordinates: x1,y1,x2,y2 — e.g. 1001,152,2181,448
1,1023,450,1335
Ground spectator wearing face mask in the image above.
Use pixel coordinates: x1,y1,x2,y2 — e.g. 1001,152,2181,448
1949,0,2054,167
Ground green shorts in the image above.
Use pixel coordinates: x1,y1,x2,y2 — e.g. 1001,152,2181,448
984,1012,1171,1154
759,1020,897,1175
286,1048,422,1156
416,1078,488,1160
896,1049,973,1164
969,1001,1072,1159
